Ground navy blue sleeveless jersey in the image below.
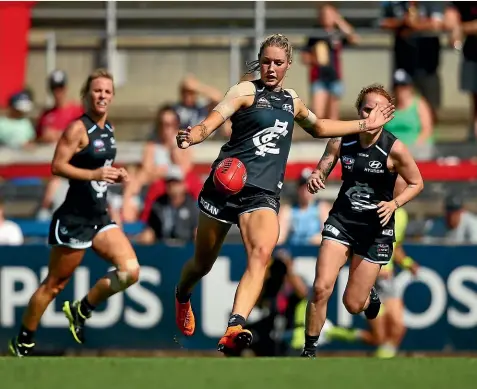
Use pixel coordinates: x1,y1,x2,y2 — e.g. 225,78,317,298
211,80,295,195
329,130,398,232
57,114,117,223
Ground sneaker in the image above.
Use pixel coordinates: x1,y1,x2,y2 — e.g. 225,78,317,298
8,337,35,357
62,300,89,344
364,286,381,320
300,350,316,358
175,291,195,336
217,325,253,356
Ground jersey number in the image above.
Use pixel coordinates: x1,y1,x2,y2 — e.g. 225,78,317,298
91,159,113,198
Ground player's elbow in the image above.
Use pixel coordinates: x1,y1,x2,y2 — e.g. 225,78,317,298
50,162,61,177
416,179,424,193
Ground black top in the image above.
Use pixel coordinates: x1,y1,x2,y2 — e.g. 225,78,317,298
305,27,348,82
57,114,117,223
452,2,477,62
382,1,444,75
212,80,295,195
147,193,199,241
329,130,398,233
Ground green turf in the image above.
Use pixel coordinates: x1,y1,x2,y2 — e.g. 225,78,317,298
0,357,476,389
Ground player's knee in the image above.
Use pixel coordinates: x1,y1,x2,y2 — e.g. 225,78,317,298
108,259,140,292
312,280,334,303
193,258,215,276
248,245,273,268
342,294,366,315
44,275,69,294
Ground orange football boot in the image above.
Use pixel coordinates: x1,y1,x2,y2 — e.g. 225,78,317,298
217,325,253,356
175,294,195,336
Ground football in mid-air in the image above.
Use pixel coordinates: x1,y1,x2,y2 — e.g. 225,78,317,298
213,157,247,195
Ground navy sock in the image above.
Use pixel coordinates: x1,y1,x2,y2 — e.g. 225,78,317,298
228,314,246,328
304,334,320,352
176,287,191,304
18,325,35,344
79,297,96,317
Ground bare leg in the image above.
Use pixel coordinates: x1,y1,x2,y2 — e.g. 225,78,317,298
303,239,349,355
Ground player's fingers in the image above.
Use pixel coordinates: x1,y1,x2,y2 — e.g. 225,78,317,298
103,178,116,184
384,115,395,124
309,179,319,191
382,104,395,116
312,179,323,191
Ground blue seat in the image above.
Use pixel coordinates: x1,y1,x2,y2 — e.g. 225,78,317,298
9,177,43,186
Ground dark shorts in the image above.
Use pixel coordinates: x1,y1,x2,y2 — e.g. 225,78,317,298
460,59,477,94
48,212,117,249
321,214,394,265
412,72,441,112
198,176,280,225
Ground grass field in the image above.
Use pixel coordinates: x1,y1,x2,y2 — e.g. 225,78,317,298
1,357,476,389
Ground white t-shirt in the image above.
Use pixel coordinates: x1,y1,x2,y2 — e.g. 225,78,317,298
0,220,24,245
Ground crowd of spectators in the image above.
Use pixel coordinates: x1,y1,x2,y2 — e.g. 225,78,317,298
0,1,476,246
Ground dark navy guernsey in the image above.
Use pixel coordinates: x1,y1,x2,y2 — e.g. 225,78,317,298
57,114,117,223
212,80,296,195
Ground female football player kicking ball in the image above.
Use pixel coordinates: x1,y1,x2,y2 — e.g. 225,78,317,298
175,34,395,356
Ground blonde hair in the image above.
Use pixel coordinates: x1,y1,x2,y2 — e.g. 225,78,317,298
80,68,114,100
246,33,293,73
355,83,393,112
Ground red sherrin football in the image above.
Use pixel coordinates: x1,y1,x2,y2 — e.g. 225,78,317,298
213,157,247,195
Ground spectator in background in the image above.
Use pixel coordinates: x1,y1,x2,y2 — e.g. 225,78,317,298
136,165,198,244
36,70,83,143
445,3,477,141
380,1,444,122
122,104,196,221
277,168,331,246
384,69,434,160
0,200,24,245
0,91,35,149
173,74,223,129
301,3,359,120
424,194,477,244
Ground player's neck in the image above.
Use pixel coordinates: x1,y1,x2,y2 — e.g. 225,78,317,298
86,111,108,128
359,129,382,148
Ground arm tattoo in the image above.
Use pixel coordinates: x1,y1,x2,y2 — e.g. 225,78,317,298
198,123,208,141
358,120,367,132
317,137,340,180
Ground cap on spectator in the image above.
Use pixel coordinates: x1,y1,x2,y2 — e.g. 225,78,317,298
393,69,413,87
48,69,68,90
8,91,33,113
445,194,463,211
298,167,313,186
165,165,184,182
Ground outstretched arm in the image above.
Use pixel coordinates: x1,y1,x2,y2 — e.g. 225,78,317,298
292,93,394,138
307,137,341,193
176,81,255,148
